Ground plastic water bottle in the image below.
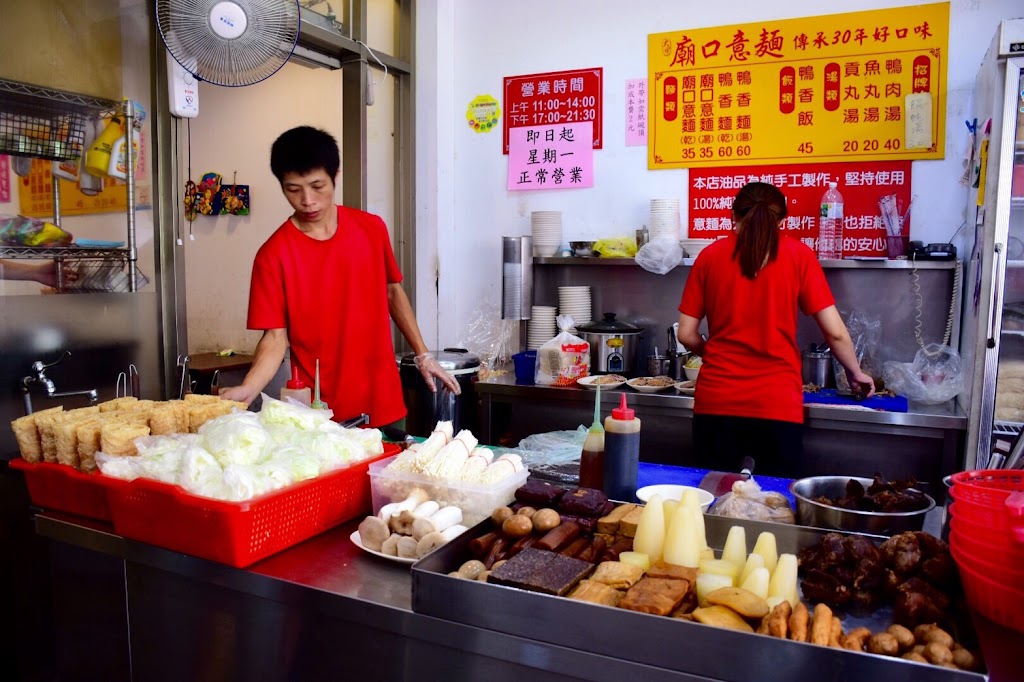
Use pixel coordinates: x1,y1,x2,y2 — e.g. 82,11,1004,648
819,181,844,259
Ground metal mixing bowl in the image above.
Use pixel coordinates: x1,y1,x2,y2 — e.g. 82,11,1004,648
570,240,597,257
789,476,935,536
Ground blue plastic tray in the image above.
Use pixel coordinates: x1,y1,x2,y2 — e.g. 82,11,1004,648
637,462,795,506
803,388,908,412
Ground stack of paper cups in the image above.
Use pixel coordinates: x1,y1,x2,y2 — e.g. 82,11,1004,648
531,211,563,257
649,199,681,241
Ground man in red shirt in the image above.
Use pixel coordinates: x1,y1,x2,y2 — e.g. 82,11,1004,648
677,182,873,476
220,126,458,427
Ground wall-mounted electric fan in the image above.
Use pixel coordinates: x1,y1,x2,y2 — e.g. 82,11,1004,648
156,0,300,87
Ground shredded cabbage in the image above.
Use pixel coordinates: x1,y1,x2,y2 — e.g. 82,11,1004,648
258,393,334,430
199,412,270,466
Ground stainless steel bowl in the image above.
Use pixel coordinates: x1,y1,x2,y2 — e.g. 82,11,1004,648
570,240,597,257
789,476,935,536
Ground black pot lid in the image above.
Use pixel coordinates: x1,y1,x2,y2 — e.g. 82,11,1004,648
399,348,481,370
577,313,642,334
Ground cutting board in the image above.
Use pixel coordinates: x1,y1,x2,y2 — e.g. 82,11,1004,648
803,388,908,412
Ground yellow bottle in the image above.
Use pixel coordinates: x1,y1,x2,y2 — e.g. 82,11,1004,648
107,126,140,180
84,115,124,177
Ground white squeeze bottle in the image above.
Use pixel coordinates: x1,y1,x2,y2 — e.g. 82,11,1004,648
819,181,844,259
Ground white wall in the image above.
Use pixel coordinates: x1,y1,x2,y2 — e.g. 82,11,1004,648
180,62,344,353
415,0,1024,346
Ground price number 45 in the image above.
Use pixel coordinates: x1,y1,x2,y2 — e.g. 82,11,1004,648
797,142,813,154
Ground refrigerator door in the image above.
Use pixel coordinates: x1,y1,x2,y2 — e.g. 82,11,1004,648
975,58,1024,469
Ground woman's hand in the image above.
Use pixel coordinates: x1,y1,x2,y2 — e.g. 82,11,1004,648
845,369,876,400
218,384,260,405
414,352,461,395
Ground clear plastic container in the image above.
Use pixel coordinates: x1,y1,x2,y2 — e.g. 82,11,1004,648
369,454,529,527
818,181,844,259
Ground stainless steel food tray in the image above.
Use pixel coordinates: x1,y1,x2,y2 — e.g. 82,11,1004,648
412,514,984,681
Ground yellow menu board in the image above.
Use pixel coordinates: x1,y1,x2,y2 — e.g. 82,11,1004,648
648,3,948,169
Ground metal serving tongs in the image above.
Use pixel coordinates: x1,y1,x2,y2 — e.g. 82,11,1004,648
175,354,192,400
115,364,141,398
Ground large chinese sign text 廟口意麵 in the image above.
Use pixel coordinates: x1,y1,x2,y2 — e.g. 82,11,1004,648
648,3,948,169
689,161,912,258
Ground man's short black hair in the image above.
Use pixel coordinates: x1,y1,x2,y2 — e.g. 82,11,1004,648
270,126,340,182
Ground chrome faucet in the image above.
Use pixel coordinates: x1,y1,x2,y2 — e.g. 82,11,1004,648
21,351,99,414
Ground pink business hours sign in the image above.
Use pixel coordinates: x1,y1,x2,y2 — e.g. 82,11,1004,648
688,161,912,257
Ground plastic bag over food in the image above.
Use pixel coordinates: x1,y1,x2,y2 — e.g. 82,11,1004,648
535,315,590,386
882,343,963,405
833,310,882,392
0,214,73,247
594,236,638,259
708,478,795,524
635,238,683,275
516,426,588,484
457,301,519,378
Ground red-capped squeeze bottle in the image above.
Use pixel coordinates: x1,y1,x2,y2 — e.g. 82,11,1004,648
603,393,641,501
280,363,312,406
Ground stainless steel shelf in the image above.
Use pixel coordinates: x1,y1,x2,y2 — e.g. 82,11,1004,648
0,79,119,111
0,246,129,260
534,256,959,269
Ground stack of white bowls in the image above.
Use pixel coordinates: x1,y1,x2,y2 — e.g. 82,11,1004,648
531,211,563,257
680,238,717,259
527,305,557,349
649,199,681,241
558,286,592,328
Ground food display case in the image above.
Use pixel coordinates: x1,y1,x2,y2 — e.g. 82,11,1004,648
411,514,984,681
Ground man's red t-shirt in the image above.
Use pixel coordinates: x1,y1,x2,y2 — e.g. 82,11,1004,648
678,235,835,424
247,206,406,427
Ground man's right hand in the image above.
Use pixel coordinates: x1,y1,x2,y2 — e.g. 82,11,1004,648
218,384,260,405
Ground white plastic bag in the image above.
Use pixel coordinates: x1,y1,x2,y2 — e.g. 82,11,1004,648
535,315,591,386
635,237,683,275
882,343,963,405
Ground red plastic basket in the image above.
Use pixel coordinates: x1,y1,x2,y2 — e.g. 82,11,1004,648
106,444,400,568
950,470,1024,543
951,541,1024,634
949,513,1024,560
8,458,113,521
949,530,1024,584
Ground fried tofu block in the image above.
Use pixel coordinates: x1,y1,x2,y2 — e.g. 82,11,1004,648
55,414,99,469
10,406,63,463
589,561,645,590
99,396,138,412
121,399,157,412
100,421,150,457
76,420,104,473
618,577,691,616
184,393,220,405
36,410,67,463
569,579,623,607
647,561,698,583
597,503,637,535
148,401,189,435
617,505,644,538
188,402,234,433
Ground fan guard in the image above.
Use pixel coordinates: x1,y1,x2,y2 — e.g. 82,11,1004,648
156,0,300,87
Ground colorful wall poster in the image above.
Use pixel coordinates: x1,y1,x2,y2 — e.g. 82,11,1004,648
648,3,949,168
508,121,594,191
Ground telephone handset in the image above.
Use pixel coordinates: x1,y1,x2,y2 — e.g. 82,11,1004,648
909,240,958,261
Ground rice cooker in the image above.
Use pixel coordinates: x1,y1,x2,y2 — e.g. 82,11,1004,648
577,313,643,375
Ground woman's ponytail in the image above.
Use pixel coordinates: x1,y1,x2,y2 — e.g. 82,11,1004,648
732,182,787,279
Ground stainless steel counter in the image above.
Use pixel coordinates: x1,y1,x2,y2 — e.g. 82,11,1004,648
476,374,967,492
476,374,966,430
34,512,711,681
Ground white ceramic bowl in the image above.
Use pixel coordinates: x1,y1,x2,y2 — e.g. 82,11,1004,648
684,366,700,381
636,484,714,512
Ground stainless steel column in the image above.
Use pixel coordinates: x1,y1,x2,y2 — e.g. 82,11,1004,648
502,236,533,350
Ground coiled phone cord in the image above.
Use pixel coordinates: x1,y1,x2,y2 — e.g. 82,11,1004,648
911,255,959,350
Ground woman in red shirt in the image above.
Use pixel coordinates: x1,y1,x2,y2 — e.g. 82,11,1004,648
677,182,874,477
